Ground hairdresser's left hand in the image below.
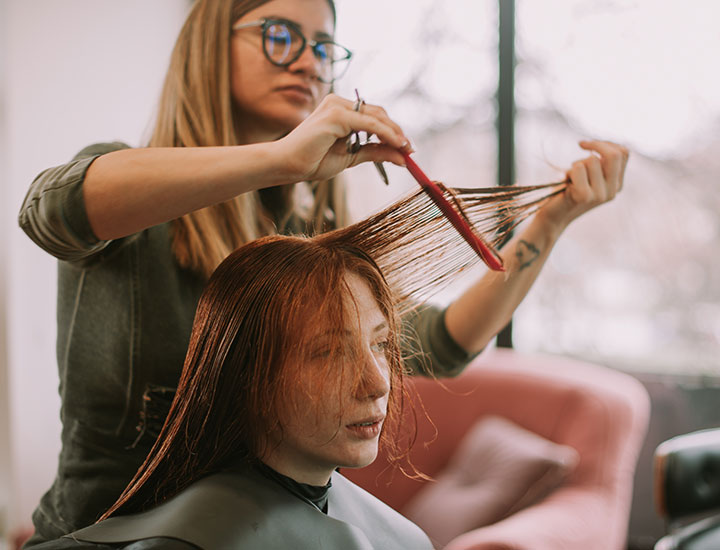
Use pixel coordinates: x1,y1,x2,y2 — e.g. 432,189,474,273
536,140,629,231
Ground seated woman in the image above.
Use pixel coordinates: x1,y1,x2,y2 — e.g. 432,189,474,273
33,202,451,549
32,181,582,549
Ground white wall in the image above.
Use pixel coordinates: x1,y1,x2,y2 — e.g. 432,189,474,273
1,0,11,543
3,0,189,538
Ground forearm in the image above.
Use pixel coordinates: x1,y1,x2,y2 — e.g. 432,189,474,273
84,143,293,240
444,139,629,354
84,93,414,241
444,213,566,353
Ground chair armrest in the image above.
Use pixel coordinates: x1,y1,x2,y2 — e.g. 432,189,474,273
654,428,720,521
655,515,720,550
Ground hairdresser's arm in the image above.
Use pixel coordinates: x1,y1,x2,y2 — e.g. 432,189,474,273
444,140,629,353
26,536,199,549
82,95,409,240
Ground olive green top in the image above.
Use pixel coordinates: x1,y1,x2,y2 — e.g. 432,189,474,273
18,142,476,542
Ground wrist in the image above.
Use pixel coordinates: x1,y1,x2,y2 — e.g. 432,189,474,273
531,209,570,241
249,140,304,187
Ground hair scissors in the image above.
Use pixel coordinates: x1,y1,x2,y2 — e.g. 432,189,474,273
346,90,390,186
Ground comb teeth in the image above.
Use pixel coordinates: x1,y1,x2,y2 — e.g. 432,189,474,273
402,152,505,271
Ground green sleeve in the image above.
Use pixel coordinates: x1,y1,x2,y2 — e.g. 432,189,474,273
400,304,480,378
18,142,131,262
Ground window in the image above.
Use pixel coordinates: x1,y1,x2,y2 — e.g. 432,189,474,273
513,0,720,373
334,0,497,217
334,0,720,374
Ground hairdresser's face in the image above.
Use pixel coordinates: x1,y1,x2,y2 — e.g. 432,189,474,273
264,272,391,486
230,0,334,143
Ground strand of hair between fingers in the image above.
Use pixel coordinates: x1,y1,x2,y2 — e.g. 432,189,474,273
335,182,561,307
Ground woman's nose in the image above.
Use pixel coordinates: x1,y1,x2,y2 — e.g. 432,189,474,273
357,351,391,400
288,44,322,79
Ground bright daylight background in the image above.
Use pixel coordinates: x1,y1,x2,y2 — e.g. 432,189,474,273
334,0,720,374
1,0,719,544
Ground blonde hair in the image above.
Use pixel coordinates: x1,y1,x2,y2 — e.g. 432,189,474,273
149,0,344,278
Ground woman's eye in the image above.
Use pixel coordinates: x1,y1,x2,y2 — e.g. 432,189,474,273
310,344,348,360
268,34,290,44
371,340,390,353
311,348,332,359
313,43,329,61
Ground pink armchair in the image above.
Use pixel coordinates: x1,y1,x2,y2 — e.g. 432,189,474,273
345,348,650,550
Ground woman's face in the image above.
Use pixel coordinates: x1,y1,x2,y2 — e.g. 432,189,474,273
263,272,392,486
230,0,335,143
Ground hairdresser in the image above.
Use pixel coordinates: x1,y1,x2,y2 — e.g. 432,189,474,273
19,0,627,545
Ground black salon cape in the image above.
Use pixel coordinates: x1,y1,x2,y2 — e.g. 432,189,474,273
32,468,433,550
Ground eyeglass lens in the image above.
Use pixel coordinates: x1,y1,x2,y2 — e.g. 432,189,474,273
264,22,349,82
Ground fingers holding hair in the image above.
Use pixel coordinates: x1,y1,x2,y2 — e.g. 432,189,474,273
566,159,593,205
562,139,629,215
579,139,629,193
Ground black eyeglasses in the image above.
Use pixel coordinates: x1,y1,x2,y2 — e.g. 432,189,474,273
232,18,353,84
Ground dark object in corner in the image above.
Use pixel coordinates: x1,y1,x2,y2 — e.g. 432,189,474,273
654,428,720,550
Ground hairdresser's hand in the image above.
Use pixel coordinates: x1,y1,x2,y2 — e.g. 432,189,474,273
275,94,411,182
536,140,629,231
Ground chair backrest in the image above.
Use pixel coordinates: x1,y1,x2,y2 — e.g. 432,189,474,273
344,351,595,511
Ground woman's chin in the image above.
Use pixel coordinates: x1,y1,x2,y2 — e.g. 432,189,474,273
235,108,311,143
277,110,313,132
262,99,315,130
338,446,380,470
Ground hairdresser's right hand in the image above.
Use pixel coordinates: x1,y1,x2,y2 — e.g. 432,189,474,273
276,94,411,182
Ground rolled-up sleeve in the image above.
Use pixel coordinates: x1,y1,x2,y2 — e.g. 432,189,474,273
18,142,130,262
401,304,480,378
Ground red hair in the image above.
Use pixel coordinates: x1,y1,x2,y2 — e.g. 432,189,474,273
103,233,405,516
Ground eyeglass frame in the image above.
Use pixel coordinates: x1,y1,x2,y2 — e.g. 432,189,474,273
231,17,353,83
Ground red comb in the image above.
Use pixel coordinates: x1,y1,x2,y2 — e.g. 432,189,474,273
402,152,505,272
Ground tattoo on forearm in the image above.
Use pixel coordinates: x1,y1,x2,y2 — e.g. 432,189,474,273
516,240,541,271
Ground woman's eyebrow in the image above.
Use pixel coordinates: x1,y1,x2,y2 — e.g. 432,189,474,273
310,329,350,341
312,322,387,340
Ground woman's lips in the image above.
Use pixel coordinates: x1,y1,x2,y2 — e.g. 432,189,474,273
346,417,385,440
276,85,314,103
